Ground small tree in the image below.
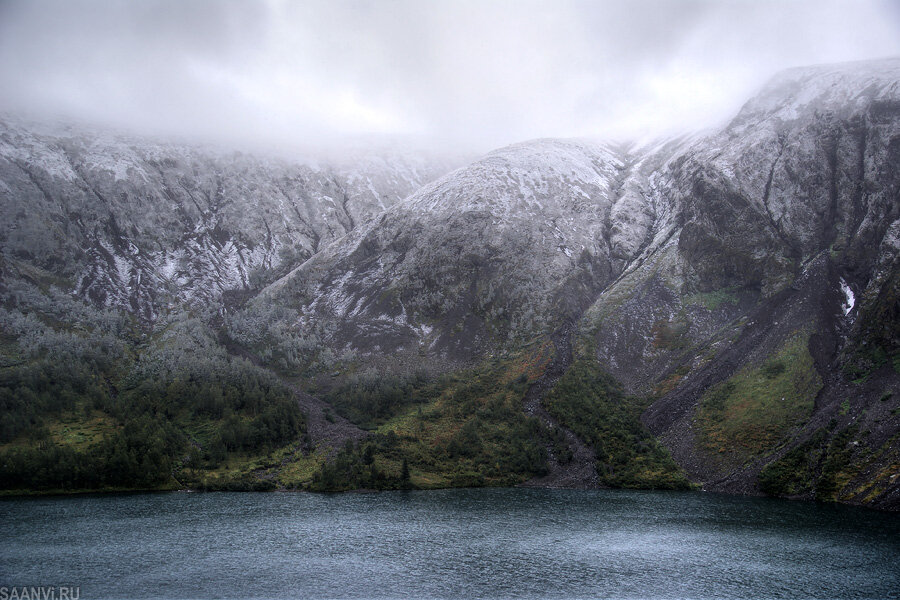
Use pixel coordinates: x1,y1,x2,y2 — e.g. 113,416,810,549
400,458,411,488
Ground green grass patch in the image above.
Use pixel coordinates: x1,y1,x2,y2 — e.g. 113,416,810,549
650,318,690,351
843,345,894,383
46,410,118,451
684,286,739,310
277,451,327,488
697,332,822,463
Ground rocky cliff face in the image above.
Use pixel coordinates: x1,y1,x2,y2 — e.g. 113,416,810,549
257,138,635,361
1,59,898,507
0,118,459,321
581,59,900,390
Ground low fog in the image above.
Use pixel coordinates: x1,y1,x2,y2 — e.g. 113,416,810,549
1,0,898,152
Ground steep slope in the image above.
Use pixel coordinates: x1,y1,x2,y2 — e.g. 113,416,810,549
255,138,657,364
578,58,900,508
0,117,459,321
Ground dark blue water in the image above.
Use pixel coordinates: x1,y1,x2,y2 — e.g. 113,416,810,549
2,488,898,599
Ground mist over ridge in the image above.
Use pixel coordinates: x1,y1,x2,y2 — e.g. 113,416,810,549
1,0,899,152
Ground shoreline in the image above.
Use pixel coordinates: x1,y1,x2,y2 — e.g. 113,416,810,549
2,483,896,513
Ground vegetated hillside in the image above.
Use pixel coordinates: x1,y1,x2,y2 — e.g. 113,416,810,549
0,59,898,508
0,121,460,492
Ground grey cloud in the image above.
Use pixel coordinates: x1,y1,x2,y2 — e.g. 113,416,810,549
0,0,897,151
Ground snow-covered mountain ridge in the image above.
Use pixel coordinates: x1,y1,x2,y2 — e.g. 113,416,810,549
0,117,461,320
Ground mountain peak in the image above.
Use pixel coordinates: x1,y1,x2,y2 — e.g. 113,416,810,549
729,56,900,130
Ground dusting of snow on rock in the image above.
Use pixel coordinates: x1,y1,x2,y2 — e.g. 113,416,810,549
0,115,461,320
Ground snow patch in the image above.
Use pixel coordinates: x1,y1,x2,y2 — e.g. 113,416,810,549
840,278,855,315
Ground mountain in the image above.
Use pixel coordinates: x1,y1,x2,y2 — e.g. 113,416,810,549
587,59,900,506
0,118,460,321
257,138,631,361
0,59,898,508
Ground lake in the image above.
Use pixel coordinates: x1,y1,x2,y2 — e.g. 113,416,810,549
2,488,898,599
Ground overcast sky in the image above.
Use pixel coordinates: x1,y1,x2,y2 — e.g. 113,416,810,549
1,0,898,151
